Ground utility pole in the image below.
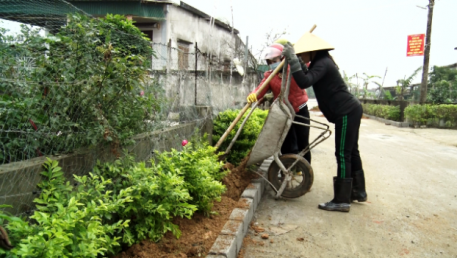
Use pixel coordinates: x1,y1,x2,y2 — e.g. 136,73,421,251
419,0,435,104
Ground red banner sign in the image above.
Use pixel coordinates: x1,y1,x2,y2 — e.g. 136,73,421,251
407,34,425,57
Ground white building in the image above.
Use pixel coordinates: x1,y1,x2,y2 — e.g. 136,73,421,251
70,0,257,110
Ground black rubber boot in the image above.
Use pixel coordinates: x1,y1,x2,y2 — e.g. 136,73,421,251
351,170,367,202
318,177,352,212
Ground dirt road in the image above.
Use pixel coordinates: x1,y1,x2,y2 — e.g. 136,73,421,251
241,101,457,258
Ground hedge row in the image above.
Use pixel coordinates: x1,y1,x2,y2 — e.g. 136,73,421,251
405,104,457,127
362,103,401,121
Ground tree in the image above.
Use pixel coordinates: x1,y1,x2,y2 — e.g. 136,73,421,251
429,65,457,84
428,80,453,103
342,71,357,95
396,67,422,101
360,73,381,99
427,65,457,103
255,28,289,63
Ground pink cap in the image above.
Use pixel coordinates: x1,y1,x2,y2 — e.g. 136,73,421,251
260,43,284,60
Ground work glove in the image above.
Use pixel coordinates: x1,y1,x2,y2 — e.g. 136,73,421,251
247,93,257,104
282,42,301,73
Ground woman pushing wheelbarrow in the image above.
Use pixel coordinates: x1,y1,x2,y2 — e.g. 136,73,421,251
278,31,368,212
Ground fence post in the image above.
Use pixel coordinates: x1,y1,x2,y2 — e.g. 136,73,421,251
195,42,198,106
167,39,171,73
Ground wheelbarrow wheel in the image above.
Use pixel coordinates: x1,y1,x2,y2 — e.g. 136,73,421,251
267,154,314,198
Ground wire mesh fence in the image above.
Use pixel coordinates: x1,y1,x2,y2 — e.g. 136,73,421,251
0,0,258,215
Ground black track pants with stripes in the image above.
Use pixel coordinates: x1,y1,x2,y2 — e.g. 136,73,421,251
334,104,363,179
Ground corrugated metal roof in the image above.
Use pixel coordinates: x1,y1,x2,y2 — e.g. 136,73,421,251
69,1,165,19
0,0,82,17
179,1,239,34
0,0,87,30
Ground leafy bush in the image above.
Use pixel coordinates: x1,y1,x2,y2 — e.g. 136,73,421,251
427,80,457,104
1,135,227,257
362,104,401,121
405,104,457,127
0,13,162,164
213,108,268,164
2,158,132,257
91,155,196,246
154,135,226,215
91,137,225,244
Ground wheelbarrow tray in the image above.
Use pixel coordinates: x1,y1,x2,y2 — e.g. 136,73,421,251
247,100,292,166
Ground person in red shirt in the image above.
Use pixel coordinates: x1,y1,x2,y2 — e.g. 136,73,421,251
247,43,311,164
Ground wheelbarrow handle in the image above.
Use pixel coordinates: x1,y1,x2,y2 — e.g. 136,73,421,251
215,61,285,149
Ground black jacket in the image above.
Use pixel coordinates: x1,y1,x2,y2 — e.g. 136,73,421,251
292,51,360,123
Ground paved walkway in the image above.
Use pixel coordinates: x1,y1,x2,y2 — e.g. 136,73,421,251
242,103,457,258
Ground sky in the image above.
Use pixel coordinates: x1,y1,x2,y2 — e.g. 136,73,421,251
183,0,457,88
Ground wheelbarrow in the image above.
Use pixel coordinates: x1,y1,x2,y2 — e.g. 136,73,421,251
220,58,332,199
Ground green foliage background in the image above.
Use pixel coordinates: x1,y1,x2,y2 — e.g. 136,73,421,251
405,104,457,127
0,14,162,164
212,108,268,165
427,66,457,103
362,103,401,121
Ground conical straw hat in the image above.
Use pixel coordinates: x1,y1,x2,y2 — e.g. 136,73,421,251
294,32,334,54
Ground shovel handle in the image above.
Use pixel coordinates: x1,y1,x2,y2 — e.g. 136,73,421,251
215,62,285,149
310,24,316,33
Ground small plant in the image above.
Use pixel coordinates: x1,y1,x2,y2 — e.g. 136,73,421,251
90,134,224,244
91,155,197,245
383,90,394,101
213,108,268,165
155,134,226,215
3,158,132,258
396,67,421,101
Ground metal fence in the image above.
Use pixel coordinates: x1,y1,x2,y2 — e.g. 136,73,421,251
0,0,258,216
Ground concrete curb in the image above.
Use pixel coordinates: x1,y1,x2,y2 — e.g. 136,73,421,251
364,114,410,128
206,160,269,258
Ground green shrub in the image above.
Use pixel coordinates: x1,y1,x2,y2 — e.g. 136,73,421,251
212,108,268,165
91,155,196,246
1,135,226,257
155,135,226,215
362,104,401,121
405,104,457,127
2,158,132,258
